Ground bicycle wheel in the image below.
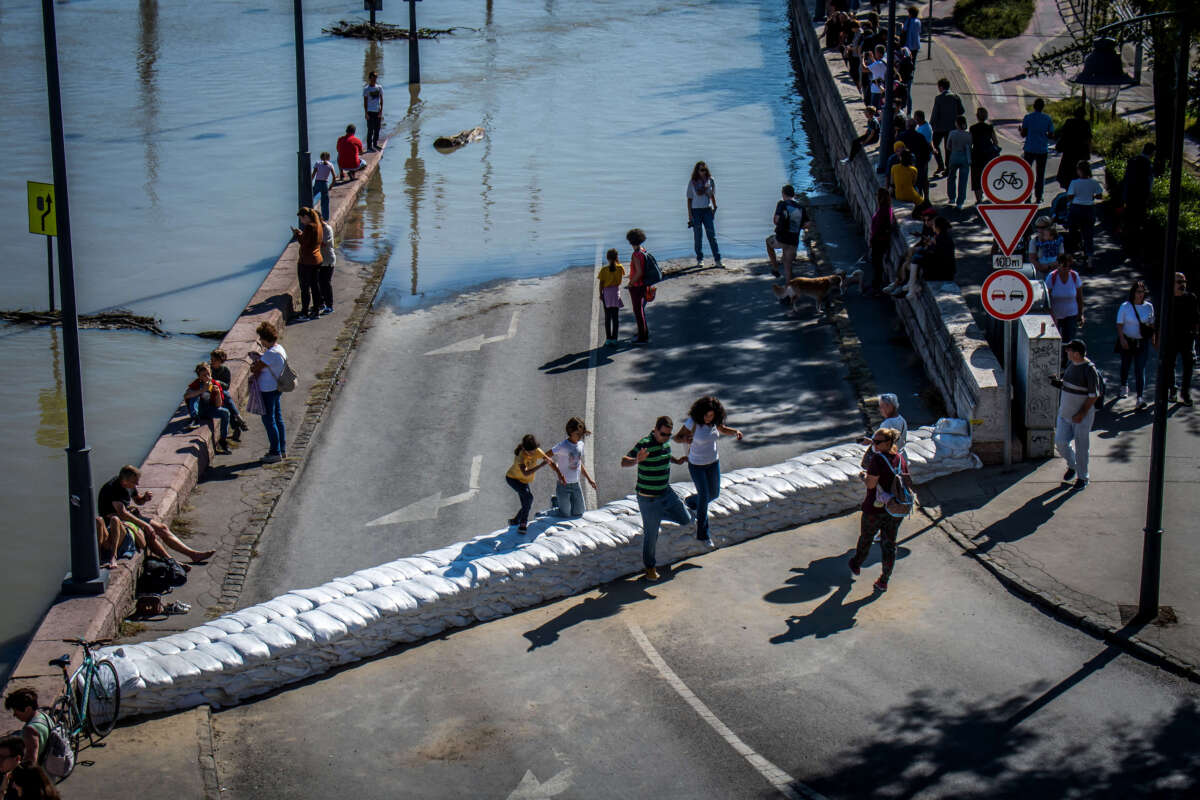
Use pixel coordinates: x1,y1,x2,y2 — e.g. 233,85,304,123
85,660,121,737
49,696,78,779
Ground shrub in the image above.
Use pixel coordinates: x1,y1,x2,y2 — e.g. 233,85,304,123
953,0,1035,39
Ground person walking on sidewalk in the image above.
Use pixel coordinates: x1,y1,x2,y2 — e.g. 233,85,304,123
1046,254,1085,366
311,152,336,223
930,78,964,176
249,321,288,463
363,71,384,152
598,248,624,345
622,416,691,581
1122,143,1156,258
849,427,907,592
945,115,972,210
1158,272,1199,406
869,187,896,295
1054,104,1092,191
969,106,1000,205
903,6,922,64
767,184,810,283
900,117,933,200
686,162,722,268
291,207,325,319
506,434,565,534
674,395,743,547
1067,160,1104,271
1116,280,1155,408
1020,98,1055,204
548,417,597,518
626,228,651,344
1051,339,1100,489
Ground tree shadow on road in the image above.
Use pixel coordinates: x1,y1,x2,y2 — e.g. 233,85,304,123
782,623,1200,799
521,564,701,652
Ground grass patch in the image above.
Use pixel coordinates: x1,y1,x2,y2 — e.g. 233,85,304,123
953,0,1034,39
119,621,146,638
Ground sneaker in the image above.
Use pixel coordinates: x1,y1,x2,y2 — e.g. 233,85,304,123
1119,385,1129,398
320,305,333,315
1136,396,1147,410
262,453,282,464
839,156,851,165
1169,389,1178,403
695,259,704,268
508,516,519,526
1182,395,1194,407
699,537,716,549
873,532,882,543
873,577,889,592
215,439,231,455
849,558,861,577
715,261,725,269
183,421,200,432
1074,477,1089,490
518,525,529,535
1063,468,1076,482
644,566,661,581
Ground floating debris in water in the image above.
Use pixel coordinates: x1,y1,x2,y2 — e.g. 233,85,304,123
434,126,485,151
322,20,473,40
0,309,168,337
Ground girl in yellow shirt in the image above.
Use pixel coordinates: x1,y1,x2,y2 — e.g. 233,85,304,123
506,434,565,533
598,248,625,345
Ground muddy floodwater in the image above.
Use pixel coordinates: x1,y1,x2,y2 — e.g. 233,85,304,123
0,0,824,678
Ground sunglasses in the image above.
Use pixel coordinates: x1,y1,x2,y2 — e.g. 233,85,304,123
655,429,671,438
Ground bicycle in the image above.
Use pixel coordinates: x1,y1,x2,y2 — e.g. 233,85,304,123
992,171,1026,191
46,638,122,776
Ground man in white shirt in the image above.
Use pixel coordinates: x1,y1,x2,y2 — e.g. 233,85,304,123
363,72,384,152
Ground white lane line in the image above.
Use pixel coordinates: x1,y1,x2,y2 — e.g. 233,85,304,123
985,73,1007,106
583,241,601,510
626,622,827,800
467,453,482,490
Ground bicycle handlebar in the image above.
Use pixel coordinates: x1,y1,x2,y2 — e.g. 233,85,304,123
60,638,112,647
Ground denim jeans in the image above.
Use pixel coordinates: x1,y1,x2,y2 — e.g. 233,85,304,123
637,490,693,569
506,476,534,526
554,482,586,517
1055,410,1095,480
687,460,721,540
690,207,720,262
947,154,970,208
313,179,330,222
1119,337,1150,397
188,397,229,440
1054,315,1080,367
260,389,285,456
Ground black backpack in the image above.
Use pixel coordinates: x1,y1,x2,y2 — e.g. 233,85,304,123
138,556,187,595
642,251,664,286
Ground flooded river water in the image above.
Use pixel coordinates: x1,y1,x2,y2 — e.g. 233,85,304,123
0,0,823,678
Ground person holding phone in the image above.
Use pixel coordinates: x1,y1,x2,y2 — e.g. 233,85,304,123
686,161,722,268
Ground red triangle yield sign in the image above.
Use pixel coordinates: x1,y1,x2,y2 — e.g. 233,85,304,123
978,204,1039,256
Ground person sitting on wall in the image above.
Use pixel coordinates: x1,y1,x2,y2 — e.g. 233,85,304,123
97,465,215,565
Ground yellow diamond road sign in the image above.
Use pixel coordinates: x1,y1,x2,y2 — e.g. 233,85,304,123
28,181,57,236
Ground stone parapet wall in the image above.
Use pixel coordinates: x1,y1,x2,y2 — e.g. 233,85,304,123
100,429,980,718
788,0,1008,460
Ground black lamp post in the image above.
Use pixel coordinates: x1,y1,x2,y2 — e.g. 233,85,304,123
40,0,105,595
294,0,313,210
1075,13,1190,623
876,0,898,175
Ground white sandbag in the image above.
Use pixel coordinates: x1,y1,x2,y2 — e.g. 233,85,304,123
404,556,442,574
270,615,317,645
226,608,271,628
132,657,176,688
265,594,313,615
334,595,383,623
932,432,971,458
319,600,370,631
290,586,341,605
154,654,202,681
380,559,426,580
353,567,397,589
159,633,206,651
471,555,513,577
295,609,350,643
397,579,440,605
581,508,618,524
141,640,183,656
325,578,362,595
935,417,971,437
520,542,560,565
244,622,299,655
538,536,581,558
102,650,144,690
205,618,246,635
222,633,272,662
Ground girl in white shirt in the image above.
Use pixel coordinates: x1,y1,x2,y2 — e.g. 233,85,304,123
1066,160,1103,269
673,395,743,545
1115,279,1155,407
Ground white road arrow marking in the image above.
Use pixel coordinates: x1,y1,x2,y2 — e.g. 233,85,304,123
424,310,521,355
364,455,482,526
505,768,574,800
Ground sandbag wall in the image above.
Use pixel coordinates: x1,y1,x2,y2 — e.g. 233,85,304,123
101,428,979,718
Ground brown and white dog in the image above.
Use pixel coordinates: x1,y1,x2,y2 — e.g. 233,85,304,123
772,268,863,314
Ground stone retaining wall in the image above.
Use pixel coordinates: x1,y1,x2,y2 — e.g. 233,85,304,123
3,146,389,703
788,0,1008,461
100,428,980,718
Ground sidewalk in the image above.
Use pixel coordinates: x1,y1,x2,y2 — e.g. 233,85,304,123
834,0,1200,676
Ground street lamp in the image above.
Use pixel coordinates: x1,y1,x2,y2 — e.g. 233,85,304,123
1069,37,1136,106
1080,13,1190,623
293,0,313,210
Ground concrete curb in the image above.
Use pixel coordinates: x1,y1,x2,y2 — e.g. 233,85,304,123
3,143,392,702
98,429,980,718
929,507,1200,682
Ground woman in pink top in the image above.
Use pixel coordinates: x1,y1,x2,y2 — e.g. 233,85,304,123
626,228,650,344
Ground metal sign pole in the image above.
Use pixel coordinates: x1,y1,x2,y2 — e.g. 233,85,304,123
46,235,55,312
1004,320,1013,468
408,0,421,85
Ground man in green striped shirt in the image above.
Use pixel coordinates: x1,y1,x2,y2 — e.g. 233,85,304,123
622,416,691,581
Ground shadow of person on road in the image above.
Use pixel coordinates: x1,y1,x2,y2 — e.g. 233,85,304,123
762,550,896,643
522,564,701,651
538,341,628,375
970,484,1075,554
769,579,882,643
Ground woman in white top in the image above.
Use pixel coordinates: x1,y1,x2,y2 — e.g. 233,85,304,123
1116,279,1155,408
310,151,337,224
686,161,722,268
1045,253,1084,366
249,320,289,463
674,395,743,545
1066,159,1103,269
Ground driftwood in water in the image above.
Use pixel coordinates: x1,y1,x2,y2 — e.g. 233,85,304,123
322,20,470,40
433,126,485,151
0,309,168,337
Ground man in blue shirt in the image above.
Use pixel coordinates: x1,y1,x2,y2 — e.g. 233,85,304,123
1019,98,1055,203
904,6,922,61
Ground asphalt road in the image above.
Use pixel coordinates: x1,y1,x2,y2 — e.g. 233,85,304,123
208,509,1199,799
242,254,866,603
